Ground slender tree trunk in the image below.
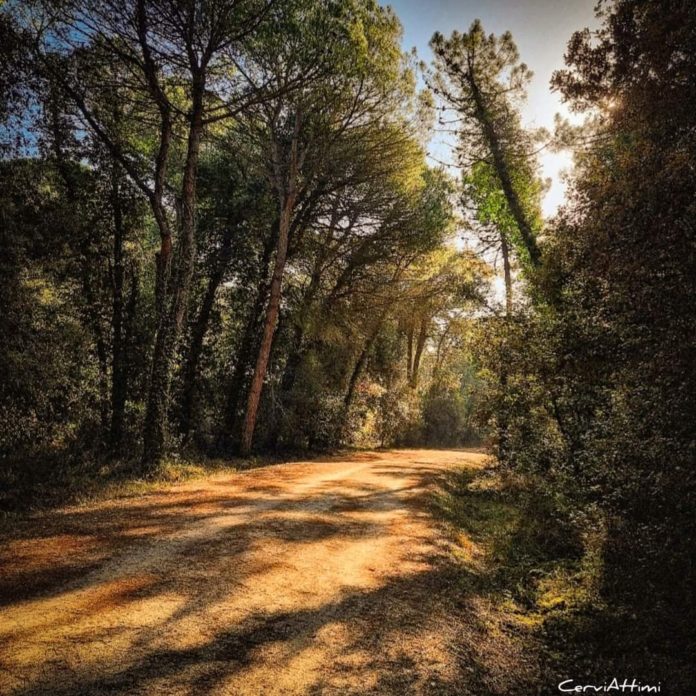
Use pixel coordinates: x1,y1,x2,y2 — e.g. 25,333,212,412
225,194,316,447
222,302,266,441
409,317,429,389
239,197,295,455
343,345,369,412
277,238,362,400
267,253,327,450
222,224,278,442
277,247,326,396
142,75,205,468
179,227,234,441
279,323,306,395
406,321,414,384
110,164,127,452
178,270,221,442
344,310,388,412
238,112,304,455
501,234,513,314
498,232,513,464
433,322,452,380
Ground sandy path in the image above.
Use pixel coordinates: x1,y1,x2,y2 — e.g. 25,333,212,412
0,449,485,695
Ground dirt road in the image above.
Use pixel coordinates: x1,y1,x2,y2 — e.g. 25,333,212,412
0,449,486,695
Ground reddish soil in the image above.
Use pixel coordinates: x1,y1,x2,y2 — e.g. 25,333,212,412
0,449,487,695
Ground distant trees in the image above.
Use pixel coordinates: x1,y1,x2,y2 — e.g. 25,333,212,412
401,248,485,389
259,162,473,451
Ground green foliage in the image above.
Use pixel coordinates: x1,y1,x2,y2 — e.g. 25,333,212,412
421,365,481,447
430,19,544,267
464,160,545,271
548,0,696,617
461,0,696,679
433,464,694,694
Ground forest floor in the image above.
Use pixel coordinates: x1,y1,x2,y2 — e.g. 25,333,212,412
0,449,557,695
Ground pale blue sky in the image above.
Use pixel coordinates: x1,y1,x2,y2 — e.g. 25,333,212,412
386,0,599,215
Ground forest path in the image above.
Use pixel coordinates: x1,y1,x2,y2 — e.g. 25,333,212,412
0,449,487,695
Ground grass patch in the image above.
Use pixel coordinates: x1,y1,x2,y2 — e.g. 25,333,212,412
0,454,246,520
433,463,696,694
432,463,612,694
434,465,589,603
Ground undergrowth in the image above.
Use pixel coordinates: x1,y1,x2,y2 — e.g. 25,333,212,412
433,463,692,695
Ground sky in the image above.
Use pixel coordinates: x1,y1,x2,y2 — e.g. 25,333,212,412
386,0,599,216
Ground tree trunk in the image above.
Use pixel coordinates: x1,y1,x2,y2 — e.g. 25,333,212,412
433,322,452,380
179,227,234,441
344,342,370,411
277,246,326,397
110,164,127,452
142,74,205,468
344,313,387,411
276,234,363,401
498,231,513,464
501,233,513,315
238,111,304,455
409,317,429,389
469,75,541,267
406,321,414,384
239,198,294,455
222,223,278,443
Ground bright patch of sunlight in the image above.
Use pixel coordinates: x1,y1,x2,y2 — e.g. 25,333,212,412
492,275,507,304
540,148,574,217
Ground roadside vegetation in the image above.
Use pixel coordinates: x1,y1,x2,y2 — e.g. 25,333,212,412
435,462,693,694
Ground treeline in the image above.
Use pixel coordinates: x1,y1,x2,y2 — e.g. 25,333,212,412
0,0,488,497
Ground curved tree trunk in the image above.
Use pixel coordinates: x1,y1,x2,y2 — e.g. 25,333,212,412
238,111,304,455
344,312,387,411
